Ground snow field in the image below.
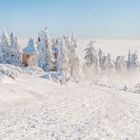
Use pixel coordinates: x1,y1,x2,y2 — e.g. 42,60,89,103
0,76,140,139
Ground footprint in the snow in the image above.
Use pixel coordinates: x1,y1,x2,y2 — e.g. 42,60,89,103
28,119,38,128
62,130,65,133
42,112,48,120
75,127,82,134
54,136,60,140
81,104,85,107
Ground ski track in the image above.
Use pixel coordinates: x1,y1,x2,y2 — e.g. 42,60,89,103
0,76,140,140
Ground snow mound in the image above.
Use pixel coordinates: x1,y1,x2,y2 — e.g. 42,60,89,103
21,66,45,77
42,71,67,84
0,64,22,80
0,64,45,80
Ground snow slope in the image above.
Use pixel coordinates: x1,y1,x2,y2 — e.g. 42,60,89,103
0,75,140,140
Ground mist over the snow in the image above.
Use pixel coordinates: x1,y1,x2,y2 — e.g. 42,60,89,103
78,39,140,58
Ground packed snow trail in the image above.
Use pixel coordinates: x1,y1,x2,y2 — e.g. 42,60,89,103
0,76,140,140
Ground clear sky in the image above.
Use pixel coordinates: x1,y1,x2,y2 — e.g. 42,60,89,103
0,0,140,39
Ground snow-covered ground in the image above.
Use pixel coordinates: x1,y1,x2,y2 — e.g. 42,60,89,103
0,73,140,140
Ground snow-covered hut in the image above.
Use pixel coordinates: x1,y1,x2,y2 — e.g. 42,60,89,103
22,38,38,67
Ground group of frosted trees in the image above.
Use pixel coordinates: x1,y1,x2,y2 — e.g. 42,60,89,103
84,41,139,76
0,29,21,66
0,28,82,81
37,29,83,80
0,28,139,82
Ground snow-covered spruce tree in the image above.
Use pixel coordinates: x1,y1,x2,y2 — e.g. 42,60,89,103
1,29,10,48
0,29,10,63
98,48,106,71
0,29,9,63
84,41,100,74
64,34,83,80
9,31,22,66
53,38,69,73
98,49,115,73
84,41,96,66
127,49,132,69
103,53,115,73
127,50,139,71
0,29,22,66
10,31,18,49
131,51,139,71
115,56,127,72
38,28,52,71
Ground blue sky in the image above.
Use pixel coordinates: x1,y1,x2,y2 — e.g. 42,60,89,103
0,0,140,39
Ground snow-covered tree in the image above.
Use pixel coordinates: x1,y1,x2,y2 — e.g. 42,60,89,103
104,53,115,72
10,31,18,49
63,34,83,80
0,29,10,63
1,29,10,48
127,50,139,71
127,49,132,69
84,41,100,73
0,29,22,66
54,38,69,73
98,48,106,71
84,41,96,66
131,51,139,70
38,28,52,71
115,56,127,72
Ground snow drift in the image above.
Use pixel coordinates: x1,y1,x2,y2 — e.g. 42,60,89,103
0,64,45,80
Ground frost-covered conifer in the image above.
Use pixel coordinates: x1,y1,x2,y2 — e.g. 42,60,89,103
0,29,22,66
115,56,126,72
1,29,10,48
38,28,52,71
63,34,83,80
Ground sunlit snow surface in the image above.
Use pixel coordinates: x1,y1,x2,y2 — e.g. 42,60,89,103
0,39,140,140
0,75,140,140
